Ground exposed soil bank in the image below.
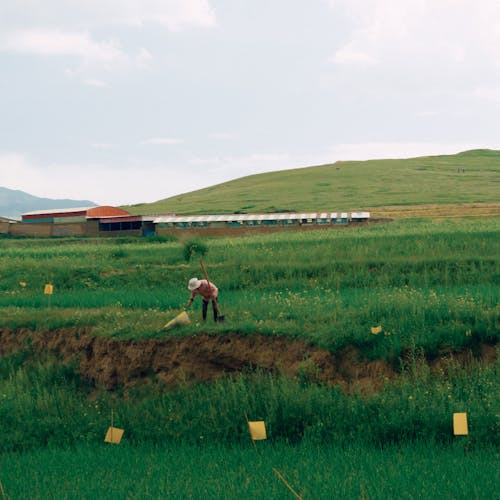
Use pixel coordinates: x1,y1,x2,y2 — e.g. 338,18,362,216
0,328,496,392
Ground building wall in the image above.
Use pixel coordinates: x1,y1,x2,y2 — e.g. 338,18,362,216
51,222,88,237
11,222,52,237
9,220,100,237
86,221,100,236
97,228,142,237
3,217,367,238
156,223,348,238
53,216,87,224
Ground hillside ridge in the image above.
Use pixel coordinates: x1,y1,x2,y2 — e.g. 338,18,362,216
125,149,500,216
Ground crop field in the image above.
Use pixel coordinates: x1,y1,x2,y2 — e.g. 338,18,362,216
1,442,498,499
0,217,498,498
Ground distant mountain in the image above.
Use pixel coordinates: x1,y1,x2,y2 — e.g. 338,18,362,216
0,187,98,218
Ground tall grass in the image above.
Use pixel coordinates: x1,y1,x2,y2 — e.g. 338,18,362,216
0,282,497,356
0,218,498,496
1,219,498,356
1,441,498,499
0,352,497,452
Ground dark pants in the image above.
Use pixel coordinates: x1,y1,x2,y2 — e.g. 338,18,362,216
202,299,218,322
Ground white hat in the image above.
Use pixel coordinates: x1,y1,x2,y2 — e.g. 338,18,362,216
188,277,201,291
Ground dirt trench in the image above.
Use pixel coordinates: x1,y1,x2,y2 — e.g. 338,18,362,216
0,328,496,393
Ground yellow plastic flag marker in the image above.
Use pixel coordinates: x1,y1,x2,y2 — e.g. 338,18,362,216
44,283,54,308
248,420,267,441
371,325,382,335
163,310,191,331
104,426,124,444
453,412,468,436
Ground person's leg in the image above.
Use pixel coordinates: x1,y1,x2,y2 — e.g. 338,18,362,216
212,299,218,322
202,299,208,321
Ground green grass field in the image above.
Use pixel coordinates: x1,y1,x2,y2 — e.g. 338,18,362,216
1,441,498,499
1,219,497,356
0,205,499,496
125,149,500,215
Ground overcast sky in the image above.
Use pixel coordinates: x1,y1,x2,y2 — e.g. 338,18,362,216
1,0,498,206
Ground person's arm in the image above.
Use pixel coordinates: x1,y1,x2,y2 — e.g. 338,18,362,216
187,290,196,307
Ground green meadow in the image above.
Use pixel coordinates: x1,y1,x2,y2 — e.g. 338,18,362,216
1,441,498,499
0,219,497,357
2,141,500,500
0,215,499,497
126,149,500,215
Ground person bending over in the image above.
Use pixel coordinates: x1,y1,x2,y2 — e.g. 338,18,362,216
187,277,219,322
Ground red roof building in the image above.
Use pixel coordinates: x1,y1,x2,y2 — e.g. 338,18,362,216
22,206,130,222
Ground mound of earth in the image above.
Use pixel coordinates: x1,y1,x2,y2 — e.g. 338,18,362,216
0,328,496,393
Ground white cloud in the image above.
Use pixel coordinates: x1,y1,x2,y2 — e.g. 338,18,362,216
0,29,152,82
0,1,216,32
91,143,116,150
1,29,118,58
140,137,184,145
470,86,500,103
327,0,500,69
415,111,439,118
101,0,216,30
0,1,214,83
330,48,379,66
209,132,234,140
0,153,46,192
83,78,109,88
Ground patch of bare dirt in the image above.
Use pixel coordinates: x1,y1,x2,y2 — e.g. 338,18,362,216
0,328,496,393
428,342,498,372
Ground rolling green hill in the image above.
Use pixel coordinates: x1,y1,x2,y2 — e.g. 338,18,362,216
125,149,500,215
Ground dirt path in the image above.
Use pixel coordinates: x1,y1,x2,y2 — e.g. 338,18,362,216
1,328,496,393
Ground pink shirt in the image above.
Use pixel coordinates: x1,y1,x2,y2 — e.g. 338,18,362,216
190,280,218,301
